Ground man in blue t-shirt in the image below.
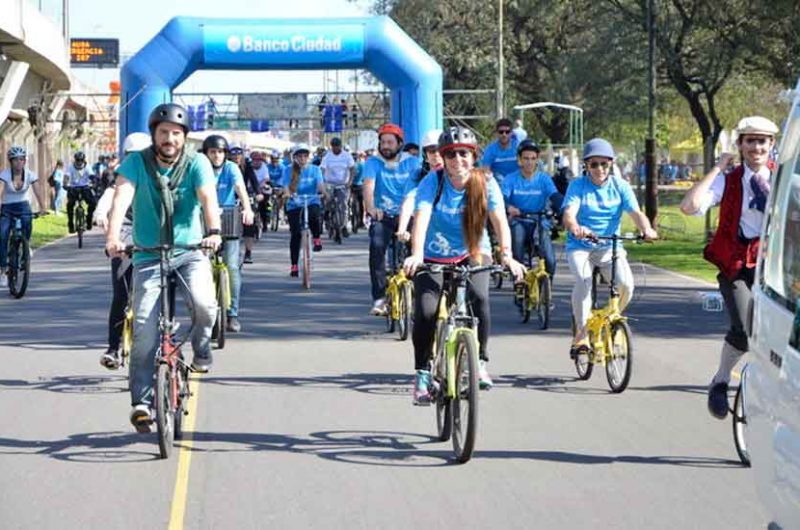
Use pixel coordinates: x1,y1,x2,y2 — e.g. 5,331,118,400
363,123,421,315
480,118,519,181
501,140,563,276
105,103,223,434
562,138,657,359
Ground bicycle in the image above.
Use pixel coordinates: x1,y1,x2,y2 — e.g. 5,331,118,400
2,211,43,298
384,235,413,341
126,243,204,459
349,185,363,234
325,184,348,243
572,233,642,393
210,244,231,349
66,186,92,249
292,194,318,290
732,364,751,466
417,262,503,463
512,211,553,329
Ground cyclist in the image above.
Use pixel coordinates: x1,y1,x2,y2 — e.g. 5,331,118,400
105,103,222,433
397,128,444,240
64,151,98,234
0,146,48,288
563,138,658,359
363,123,421,315
228,143,262,264
202,134,256,333
350,152,366,230
94,132,152,369
501,140,563,277
250,149,272,231
402,127,525,403
480,118,520,182
321,137,355,242
279,144,327,277
267,150,286,223
679,116,779,419
402,143,420,157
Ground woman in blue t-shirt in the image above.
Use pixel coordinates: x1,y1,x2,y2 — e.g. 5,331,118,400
280,144,327,277
562,138,657,358
403,127,525,404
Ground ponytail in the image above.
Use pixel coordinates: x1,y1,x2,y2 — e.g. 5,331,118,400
289,161,302,193
462,168,489,261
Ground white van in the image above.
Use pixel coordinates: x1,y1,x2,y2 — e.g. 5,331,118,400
747,82,800,528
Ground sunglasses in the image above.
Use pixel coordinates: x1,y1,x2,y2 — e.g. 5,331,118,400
497,129,512,135
444,149,473,160
742,136,770,146
588,161,611,170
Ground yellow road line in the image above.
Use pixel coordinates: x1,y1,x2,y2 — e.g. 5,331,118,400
167,375,202,530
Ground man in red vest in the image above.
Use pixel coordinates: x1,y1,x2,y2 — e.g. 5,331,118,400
680,116,779,419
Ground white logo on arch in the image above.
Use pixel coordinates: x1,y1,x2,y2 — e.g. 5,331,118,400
227,35,242,53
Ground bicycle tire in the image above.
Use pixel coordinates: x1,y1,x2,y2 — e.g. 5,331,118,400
155,363,174,459
537,276,551,330
398,283,412,341
575,323,594,381
9,237,30,298
733,383,751,466
350,198,359,234
75,206,85,249
434,319,452,441
270,199,280,231
451,332,479,463
606,320,633,393
217,269,230,349
518,283,531,323
302,231,311,289
174,360,189,440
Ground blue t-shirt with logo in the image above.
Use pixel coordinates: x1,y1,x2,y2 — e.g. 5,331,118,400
279,164,324,211
415,172,504,262
500,170,559,214
352,161,365,186
215,160,244,207
562,174,639,251
267,162,284,184
117,150,215,265
480,139,519,178
362,153,420,215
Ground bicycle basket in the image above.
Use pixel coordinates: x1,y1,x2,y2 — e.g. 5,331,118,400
220,205,243,238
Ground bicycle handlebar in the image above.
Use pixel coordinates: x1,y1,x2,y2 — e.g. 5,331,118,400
415,263,505,275
584,233,646,243
514,210,555,222
123,243,206,255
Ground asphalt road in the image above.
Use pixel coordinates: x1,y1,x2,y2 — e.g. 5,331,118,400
0,226,767,529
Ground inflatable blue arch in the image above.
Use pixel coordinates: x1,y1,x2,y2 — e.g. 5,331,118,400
120,16,443,148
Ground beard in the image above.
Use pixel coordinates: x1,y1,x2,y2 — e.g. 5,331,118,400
380,147,400,161
156,142,181,163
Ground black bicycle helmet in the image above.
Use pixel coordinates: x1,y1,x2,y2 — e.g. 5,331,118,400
202,134,229,154
74,151,86,162
438,126,478,153
147,103,190,135
517,139,541,155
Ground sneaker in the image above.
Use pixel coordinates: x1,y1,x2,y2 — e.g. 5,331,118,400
413,370,432,405
290,265,299,277
226,316,241,333
570,342,590,360
370,298,387,316
707,381,729,420
243,250,253,264
191,356,213,373
478,359,494,390
100,348,120,370
313,238,322,252
130,404,152,433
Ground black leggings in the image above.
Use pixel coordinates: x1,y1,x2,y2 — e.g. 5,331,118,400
287,205,322,265
108,257,133,350
412,263,491,370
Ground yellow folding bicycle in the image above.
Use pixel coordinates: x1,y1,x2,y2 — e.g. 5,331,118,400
513,211,553,329
385,236,413,340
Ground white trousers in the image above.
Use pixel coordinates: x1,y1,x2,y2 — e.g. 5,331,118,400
567,247,635,330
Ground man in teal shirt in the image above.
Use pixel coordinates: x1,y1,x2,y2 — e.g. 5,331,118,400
106,103,222,433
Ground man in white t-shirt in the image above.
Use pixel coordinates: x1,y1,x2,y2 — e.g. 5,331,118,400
321,137,355,239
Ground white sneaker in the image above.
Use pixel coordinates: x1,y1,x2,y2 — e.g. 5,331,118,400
370,298,387,316
130,404,152,433
478,359,494,390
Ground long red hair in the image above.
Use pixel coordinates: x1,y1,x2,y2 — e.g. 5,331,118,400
462,168,489,261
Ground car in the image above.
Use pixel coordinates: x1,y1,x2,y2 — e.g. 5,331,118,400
747,78,800,529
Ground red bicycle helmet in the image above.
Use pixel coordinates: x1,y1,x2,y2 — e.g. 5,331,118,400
377,123,404,143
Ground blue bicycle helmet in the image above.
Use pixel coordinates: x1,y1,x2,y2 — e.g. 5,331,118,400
7,146,27,160
582,138,615,160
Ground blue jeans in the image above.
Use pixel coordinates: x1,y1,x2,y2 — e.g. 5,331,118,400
368,215,399,301
222,238,241,317
129,250,216,406
0,201,32,268
511,218,556,276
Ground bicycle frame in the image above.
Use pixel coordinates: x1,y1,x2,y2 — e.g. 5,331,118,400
211,242,232,311
515,212,551,307
385,237,411,321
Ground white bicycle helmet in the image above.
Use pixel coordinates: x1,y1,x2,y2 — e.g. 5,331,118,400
292,143,311,158
122,132,151,154
421,129,443,149
7,146,27,160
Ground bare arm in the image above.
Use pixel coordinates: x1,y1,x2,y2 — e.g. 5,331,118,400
0,180,5,210
489,208,526,279
32,180,47,211
680,153,732,215
105,176,135,255
197,183,223,250
628,209,658,240
233,178,254,225
396,194,414,238
363,178,376,213
409,207,431,259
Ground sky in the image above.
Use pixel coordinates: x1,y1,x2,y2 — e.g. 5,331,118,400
69,0,377,94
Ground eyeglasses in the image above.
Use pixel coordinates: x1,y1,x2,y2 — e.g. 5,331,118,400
444,149,473,160
497,129,512,135
588,161,611,170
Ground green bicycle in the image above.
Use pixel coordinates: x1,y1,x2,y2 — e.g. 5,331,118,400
418,262,502,464
210,243,231,350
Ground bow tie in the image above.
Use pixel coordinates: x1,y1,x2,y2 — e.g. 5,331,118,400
749,172,770,212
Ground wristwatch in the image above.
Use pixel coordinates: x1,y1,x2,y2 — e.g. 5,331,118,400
206,228,221,236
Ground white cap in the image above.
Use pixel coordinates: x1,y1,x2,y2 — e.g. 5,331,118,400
122,132,151,154
736,116,779,137
421,129,443,149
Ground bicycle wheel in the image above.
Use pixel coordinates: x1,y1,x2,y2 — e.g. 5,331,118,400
154,363,174,459
270,200,280,231
174,360,189,440
516,282,530,323
9,237,30,298
451,332,479,463
733,383,750,466
433,320,452,441
75,207,85,249
575,324,594,381
606,320,633,393
350,198,359,234
301,231,311,289
536,276,551,330
398,283,413,341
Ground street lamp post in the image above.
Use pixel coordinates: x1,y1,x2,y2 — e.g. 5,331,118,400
496,0,504,120
644,0,658,225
